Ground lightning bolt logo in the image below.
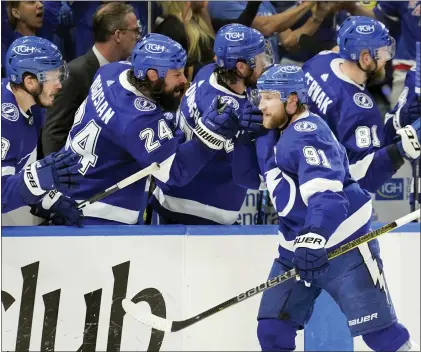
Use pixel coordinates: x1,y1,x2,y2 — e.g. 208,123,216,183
359,243,391,305
265,167,283,210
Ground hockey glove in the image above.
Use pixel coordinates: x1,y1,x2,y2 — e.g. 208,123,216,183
293,232,329,286
194,96,239,150
19,150,83,204
393,101,421,131
396,118,421,161
240,102,265,134
30,190,83,227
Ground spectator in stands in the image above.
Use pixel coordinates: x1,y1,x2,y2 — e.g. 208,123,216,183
41,2,139,156
154,1,216,81
207,1,315,64
277,1,338,66
70,1,148,59
2,1,44,75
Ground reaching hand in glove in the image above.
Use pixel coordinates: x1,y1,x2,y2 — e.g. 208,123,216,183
240,101,266,134
31,190,83,226
396,118,421,161
293,232,329,286
19,150,83,204
393,101,421,131
194,96,239,150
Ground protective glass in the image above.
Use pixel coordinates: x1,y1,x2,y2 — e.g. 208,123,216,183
374,37,396,62
36,62,69,83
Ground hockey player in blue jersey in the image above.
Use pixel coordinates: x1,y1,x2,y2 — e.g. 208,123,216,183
302,16,421,193
253,64,418,351
149,24,273,225
60,33,239,225
1,36,83,226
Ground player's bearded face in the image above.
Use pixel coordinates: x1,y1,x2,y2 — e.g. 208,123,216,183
158,69,187,111
360,54,387,84
259,92,286,129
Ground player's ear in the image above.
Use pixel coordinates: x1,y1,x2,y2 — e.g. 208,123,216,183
146,69,159,82
360,50,371,66
23,74,38,91
235,61,247,76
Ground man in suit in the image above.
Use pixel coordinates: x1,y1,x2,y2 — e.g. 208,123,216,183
42,2,140,155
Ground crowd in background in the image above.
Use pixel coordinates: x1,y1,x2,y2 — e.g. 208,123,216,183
1,0,420,225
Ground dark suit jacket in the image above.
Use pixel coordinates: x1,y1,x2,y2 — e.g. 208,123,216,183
42,49,100,155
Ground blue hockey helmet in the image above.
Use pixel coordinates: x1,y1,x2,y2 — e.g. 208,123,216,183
214,24,273,70
256,64,307,103
5,36,68,84
337,16,395,62
131,33,187,79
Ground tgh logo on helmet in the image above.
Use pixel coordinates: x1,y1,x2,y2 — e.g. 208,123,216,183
224,32,245,41
145,43,166,54
279,65,300,73
12,45,42,56
356,25,375,34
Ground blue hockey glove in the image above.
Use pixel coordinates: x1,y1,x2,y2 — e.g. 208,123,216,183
30,190,83,227
396,118,421,161
194,96,239,150
240,101,265,134
19,150,83,204
58,1,73,27
293,233,329,286
393,101,421,131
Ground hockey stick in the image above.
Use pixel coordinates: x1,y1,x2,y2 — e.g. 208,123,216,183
39,162,160,224
122,209,420,333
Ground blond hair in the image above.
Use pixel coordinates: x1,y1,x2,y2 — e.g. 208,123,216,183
159,1,214,63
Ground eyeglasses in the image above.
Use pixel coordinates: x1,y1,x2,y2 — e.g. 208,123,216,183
114,27,141,36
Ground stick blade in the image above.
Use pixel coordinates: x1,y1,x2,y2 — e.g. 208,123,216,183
122,299,173,332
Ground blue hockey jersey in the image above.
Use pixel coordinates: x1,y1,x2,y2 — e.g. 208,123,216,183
1,79,46,223
150,63,254,225
61,61,218,225
302,51,402,193
256,111,372,260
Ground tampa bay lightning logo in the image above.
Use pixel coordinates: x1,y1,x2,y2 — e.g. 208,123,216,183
219,96,240,110
1,103,19,121
134,97,156,112
353,93,373,109
294,121,317,132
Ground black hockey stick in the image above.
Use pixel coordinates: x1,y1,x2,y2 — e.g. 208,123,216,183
143,175,156,225
123,209,420,332
39,162,160,224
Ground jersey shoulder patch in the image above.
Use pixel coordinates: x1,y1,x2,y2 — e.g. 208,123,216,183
1,102,19,122
294,120,318,132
